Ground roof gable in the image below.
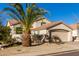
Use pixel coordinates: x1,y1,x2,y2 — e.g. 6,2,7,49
48,23,72,31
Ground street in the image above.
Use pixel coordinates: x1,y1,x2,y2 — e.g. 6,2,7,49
56,51,79,56
40,50,79,56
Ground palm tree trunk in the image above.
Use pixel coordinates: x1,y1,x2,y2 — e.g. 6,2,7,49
22,30,31,47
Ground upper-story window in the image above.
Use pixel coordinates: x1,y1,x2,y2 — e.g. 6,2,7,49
41,22,46,25
16,27,22,34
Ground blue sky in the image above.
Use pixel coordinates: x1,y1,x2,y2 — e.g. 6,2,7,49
0,3,79,26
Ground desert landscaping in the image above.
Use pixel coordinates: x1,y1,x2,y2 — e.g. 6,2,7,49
0,42,79,56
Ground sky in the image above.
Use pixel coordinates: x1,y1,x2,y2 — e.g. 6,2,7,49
0,3,79,26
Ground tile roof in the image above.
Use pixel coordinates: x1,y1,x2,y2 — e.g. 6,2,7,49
8,18,46,26
8,19,20,26
31,22,63,30
69,24,77,29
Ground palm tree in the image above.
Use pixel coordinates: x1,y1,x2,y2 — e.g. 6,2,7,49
1,3,47,47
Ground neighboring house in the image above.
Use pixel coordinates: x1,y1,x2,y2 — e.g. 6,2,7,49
69,24,79,41
31,22,73,42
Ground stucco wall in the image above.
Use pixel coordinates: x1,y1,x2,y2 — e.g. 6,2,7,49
72,29,79,41
10,24,22,35
68,32,72,41
48,24,72,42
32,19,50,28
10,24,22,42
49,24,72,31
72,29,78,36
31,30,48,35
32,21,41,28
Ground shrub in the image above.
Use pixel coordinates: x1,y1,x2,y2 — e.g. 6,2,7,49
0,26,12,44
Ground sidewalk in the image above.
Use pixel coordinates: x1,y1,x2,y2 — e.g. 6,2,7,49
0,42,79,56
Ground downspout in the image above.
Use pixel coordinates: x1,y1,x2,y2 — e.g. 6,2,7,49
48,30,52,43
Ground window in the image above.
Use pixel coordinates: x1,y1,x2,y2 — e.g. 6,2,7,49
16,27,22,34
41,22,46,25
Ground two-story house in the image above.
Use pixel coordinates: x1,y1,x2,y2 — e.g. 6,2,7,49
7,18,77,42
7,18,50,41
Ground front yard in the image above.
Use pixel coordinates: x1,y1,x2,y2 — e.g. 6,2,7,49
0,42,79,56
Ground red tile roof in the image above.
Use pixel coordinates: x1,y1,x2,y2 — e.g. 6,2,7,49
8,18,45,26
30,22,63,30
69,24,77,29
8,19,20,26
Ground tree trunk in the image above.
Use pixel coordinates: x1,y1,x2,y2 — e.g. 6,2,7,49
22,31,31,47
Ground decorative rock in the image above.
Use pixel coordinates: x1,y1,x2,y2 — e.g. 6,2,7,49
0,45,4,50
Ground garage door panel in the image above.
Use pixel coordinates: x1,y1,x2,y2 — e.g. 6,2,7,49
51,31,68,42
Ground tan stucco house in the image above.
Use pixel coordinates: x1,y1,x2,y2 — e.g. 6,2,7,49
7,18,74,42
31,22,73,42
7,18,50,41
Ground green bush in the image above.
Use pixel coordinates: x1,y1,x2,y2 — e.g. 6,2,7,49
0,26,12,44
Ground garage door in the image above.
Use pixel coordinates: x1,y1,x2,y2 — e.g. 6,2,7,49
51,30,69,42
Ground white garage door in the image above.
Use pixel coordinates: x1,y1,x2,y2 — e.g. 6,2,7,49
51,30,69,42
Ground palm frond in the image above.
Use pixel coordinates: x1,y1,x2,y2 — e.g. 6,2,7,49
25,3,47,30
9,3,26,19
6,13,19,20
1,7,26,24
1,8,22,20
0,3,47,31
